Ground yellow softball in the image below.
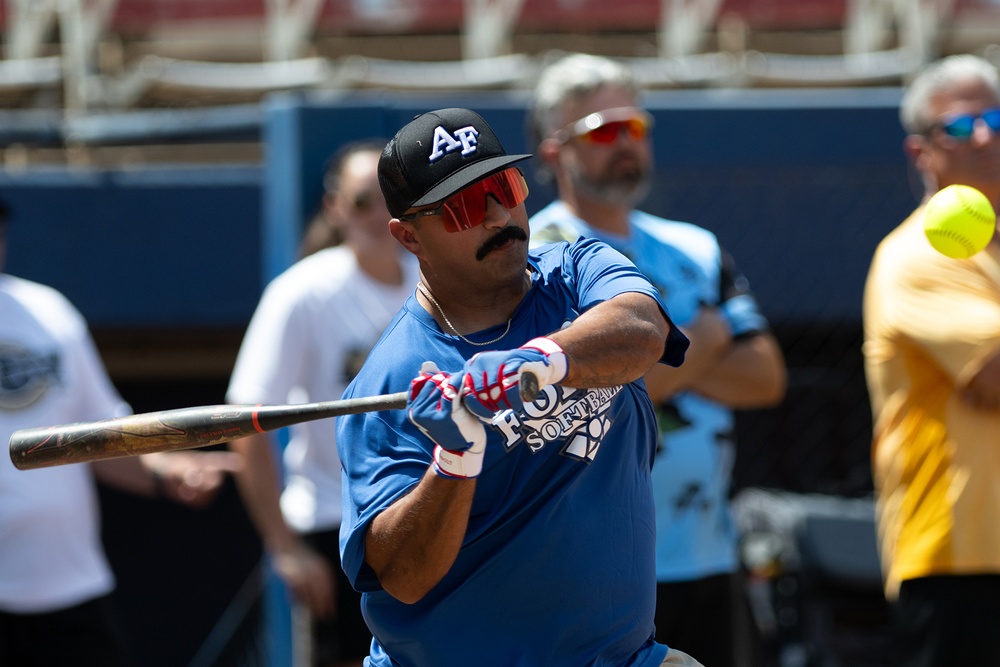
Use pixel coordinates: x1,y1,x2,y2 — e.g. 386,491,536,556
923,184,996,259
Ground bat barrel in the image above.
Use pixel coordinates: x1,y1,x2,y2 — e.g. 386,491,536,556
9,391,409,471
9,405,261,470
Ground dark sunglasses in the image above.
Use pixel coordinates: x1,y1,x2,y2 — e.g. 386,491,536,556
554,107,654,145
399,167,529,233
929,107,1000,141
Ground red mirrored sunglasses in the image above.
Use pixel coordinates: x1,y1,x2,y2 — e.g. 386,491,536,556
555,107,654,145
399,167,529,233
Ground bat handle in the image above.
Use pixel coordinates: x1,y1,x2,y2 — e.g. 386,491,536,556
519,371,541,403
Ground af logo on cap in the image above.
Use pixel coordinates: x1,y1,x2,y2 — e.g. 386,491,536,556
429,125,479,162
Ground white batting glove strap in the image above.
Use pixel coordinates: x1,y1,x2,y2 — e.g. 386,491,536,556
519,337,569,387
433,443,483,478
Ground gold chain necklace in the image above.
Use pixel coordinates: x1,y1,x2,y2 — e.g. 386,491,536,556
416,281,512,347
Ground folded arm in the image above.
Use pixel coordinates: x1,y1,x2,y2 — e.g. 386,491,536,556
688,332,787,408
645,305,786,409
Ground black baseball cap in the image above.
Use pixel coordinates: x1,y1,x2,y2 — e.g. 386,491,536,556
378,108,531,218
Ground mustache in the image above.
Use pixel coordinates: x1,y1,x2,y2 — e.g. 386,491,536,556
476,225,527,261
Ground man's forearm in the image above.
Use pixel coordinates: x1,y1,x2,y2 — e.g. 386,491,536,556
550,292,670,388
644,306,732,401
365,468,476,604
689,334,787,408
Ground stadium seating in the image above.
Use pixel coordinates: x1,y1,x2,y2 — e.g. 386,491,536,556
1,0,1000,122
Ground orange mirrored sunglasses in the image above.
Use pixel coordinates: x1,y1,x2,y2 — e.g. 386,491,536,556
555,108,654,145
399,167,529,233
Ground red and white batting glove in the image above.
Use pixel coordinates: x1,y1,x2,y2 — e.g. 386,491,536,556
407,362,487,479
461,337,569,419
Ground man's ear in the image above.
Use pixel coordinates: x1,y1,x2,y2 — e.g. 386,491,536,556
538,137,562,168
903,134,927,169
903,134,938,197
389,219,420,255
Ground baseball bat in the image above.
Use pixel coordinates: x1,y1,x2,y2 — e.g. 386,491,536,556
9,392,408,470
9,372,541,470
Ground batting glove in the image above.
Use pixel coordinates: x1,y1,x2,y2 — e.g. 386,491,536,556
408,362,487,479
461,337,569,419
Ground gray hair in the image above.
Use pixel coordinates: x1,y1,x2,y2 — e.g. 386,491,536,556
528,53,642,150
900,54,1000,134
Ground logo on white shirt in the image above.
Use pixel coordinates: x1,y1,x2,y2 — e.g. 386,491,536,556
0,344,61,410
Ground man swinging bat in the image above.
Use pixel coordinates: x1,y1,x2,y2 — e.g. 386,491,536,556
335,107,700,666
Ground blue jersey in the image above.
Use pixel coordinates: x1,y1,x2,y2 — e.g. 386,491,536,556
531,201,770,581
338,238,686,667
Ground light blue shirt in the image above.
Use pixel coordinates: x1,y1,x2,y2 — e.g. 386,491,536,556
531,201,770,581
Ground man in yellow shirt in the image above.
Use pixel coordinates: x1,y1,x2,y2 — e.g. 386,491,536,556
863,53,1000,666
